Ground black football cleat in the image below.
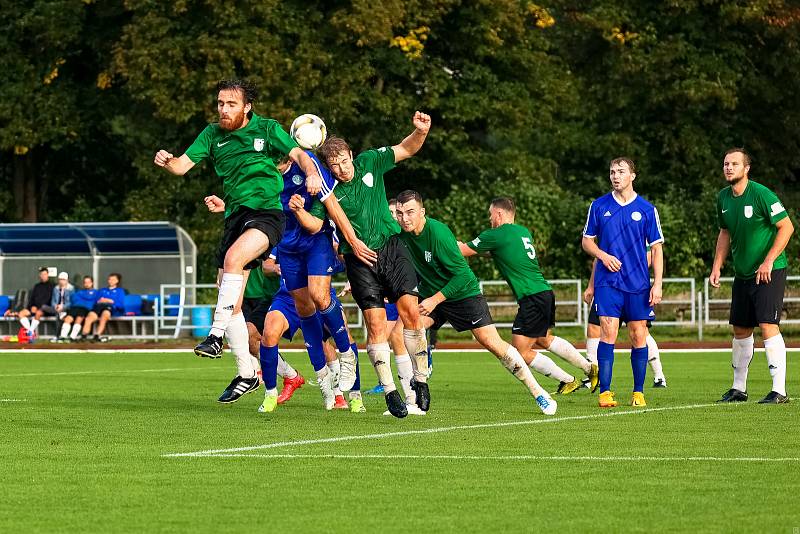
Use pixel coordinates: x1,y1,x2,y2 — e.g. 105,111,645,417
410,378,430,412
385,390,408,418
218,375,260,403
653,379,667,388
194,334,223,358
757,391,789,404
717,388,748,402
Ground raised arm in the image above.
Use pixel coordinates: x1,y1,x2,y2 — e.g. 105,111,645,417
154,151,196,176
392,111,431,163
289,147,323,195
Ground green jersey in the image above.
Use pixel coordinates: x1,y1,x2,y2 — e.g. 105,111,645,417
399,217,482,301
185,113,298,217
717,180,788,279
243,265,280,300
467,223,551,300
331,146,401,254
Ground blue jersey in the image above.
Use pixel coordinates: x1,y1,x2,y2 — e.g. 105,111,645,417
583,192,664,293
278,150,337,254
72,288,99,309
97,287,126,315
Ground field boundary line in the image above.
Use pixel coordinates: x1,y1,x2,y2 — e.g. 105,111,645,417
0,398,27,402
0,367,215,378
197,453,800,462
2,348,799,355
163,402,740,458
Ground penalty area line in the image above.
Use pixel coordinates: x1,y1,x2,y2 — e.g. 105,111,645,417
0,367,215,378
0,398,27,402
163,402,741,458
194,453,800,462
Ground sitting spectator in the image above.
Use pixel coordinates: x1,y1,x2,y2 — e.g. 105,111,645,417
80,273,125,342
18,267,55,337
50,272,74,341
60,275,96,341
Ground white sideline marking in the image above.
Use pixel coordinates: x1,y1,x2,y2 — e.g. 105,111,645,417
163,402,736,458
2,348,799,355
0,367,213,378
197,453,800,463
0,398,26,402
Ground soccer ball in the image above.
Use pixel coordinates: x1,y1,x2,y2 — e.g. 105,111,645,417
290,114,327,150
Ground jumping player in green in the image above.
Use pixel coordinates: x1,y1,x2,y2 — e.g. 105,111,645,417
394,190,557,416
710,148,794,404
317,113,432,418
459,197,599,393
155,79,328,360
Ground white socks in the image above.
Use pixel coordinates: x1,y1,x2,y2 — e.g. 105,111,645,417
210,272,244,338
20,317,31,330
277,356,297,379
529,353,574,383
732,335,754,392
394,353,416,404
30,319,40,332
70,324,82,339
500,345,544,398
764,334,787,396
548,336,591,374
646,334,665,381
585,337,599,365
60,322,71,338
402,328,429,382
327,360,342,395
226,313,255,378
366,342,396,393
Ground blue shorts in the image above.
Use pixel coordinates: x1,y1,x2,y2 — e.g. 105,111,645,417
594,286,655,322
269,288,338,341
280,234,343,292
385,302,399,322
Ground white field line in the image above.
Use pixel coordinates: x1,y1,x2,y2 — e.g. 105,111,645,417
198,453,800,462
163,402,738,458
0,398,27,402
1,348,799,355
0,367,214,378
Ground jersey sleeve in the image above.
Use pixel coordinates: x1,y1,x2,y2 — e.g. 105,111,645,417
760,187,788,225
434,223,478,300
356,147,396,175
306,151,337,202
716,193,727,230
308,198,328,220
466,228,496,253
266,120,299,156
184,125,214,163
583,201,598,238
647,206,665,245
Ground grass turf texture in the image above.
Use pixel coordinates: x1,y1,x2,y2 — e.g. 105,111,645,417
1,350,798,533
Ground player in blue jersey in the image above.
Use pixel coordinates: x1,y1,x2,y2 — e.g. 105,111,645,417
582,157,664,408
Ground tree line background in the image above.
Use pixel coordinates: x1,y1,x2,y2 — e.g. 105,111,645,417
2,0,798,283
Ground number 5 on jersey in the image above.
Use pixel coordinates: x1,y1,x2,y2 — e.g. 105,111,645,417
522,237,536,260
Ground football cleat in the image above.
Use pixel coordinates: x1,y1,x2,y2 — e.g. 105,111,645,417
384,403,426,416
218,375,260,403
318,370,336,410
588,363,600,392
598,390,618,408
717,388,748,403
555,378,581,395
349,397,366,413
337,348,357,391
384,390,408,418
194,334,223,359
757,391,789,404
277,373,305,404
410,378,430,412
631,391,647,407
535,394,557,416
365,383,385,395
333,394,349,410
258,394,278,413
580,377,592,389
653,378,668,388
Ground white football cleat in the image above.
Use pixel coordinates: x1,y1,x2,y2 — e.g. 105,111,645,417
535,394,557,416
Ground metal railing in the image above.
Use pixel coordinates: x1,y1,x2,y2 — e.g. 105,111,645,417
703,275,800,326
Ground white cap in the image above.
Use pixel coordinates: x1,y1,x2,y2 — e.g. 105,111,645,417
58,272,69,280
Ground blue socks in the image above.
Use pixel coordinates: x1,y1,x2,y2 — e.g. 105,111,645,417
351,342,361,391
598,341,615,392
320,299,351,353
259,344,279,390
631,346,648,393
300,314,326,372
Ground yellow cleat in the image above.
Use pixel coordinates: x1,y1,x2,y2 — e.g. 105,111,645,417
258,394,278,413
631,391,647,407
556,379,582,395
588,363,600,392
598,390,618,408
349,397,366,413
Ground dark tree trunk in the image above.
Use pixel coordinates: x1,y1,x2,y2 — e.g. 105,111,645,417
12,152,39,222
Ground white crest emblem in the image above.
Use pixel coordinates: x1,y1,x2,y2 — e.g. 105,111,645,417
744,205,753,218
424,251,432,263
471,238,481,246
254,138,265,151
631,211,642,221
362,172,374,187
291,174,303,186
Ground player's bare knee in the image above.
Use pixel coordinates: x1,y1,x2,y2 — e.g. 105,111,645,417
760,323,780,339
733,325,754,339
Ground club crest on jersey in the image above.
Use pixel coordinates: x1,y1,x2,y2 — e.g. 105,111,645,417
425,251,432,262
744,205,753,218
631,211,642,221
254,138,265,151
362,172,374,187
291,174,303,186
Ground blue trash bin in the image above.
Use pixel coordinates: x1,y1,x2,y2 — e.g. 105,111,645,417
192,307,212,338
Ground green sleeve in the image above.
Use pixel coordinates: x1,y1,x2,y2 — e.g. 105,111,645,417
716,193,727,230
434,223,478,300
266,120,299,156
356,147,396,175
309,199,327,220
760,187,788,225
466,228,496,253
185,125,214,163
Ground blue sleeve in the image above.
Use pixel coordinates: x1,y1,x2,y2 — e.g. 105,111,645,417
51,287,59,308
583,201,599,238
113,289,126,315
307,151,337,202
647,207,664,245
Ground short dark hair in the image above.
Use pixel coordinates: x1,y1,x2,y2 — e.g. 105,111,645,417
388,197,397,205
319,136,352,164
83,275,93,281
610,157,636,174
216,79,258,105
38,267,49,273
490,197,516,215
725,147,751,166
109,273,122,284
396,190,424,206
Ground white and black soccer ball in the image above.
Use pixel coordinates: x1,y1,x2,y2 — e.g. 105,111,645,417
290,113,327,150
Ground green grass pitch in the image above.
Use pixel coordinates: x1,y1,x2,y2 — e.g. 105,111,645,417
1,350,799,533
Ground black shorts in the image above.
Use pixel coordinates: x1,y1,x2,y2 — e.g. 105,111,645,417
430,295,494,332
92,303,113,315
587,299,652,328
242,297,273,333
216,207,285,271
513,290,555,338
345,234,419,310
67,306,90,318
729,268,786,327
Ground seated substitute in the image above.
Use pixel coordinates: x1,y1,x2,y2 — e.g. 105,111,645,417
80,273,126,342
